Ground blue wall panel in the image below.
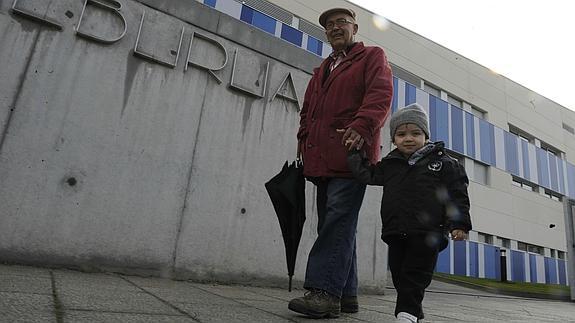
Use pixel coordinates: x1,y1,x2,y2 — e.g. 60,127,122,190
204,0,217,8
429,96,449,145
280,24,303,46
549,154,559,192
558,259,566,285
252,11,276,35
465,112,475,158
436,241,451,274
569,163,575,199
451,106,464,154
511,251,525,282
240,5,254,23
306,36,322,56
468,242,478,278
544,258,557,284
405,83,416,105
521,140,530,181
479,119,495,165
529,254,537,283
392,77,399,113
484,245,498,280
504,132,519,176
453,241,466,276
536,148,550,189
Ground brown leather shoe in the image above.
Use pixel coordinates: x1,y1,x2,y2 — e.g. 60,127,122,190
341,295,359,313
288,289,340,318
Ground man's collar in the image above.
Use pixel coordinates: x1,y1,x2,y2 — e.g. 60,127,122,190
329,42,357,59
329,50,346,60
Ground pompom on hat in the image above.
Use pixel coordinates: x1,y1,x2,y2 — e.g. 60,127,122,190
389,103,430,139
319,8,356,28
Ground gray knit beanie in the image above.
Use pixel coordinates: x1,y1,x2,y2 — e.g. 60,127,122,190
389,103,430,139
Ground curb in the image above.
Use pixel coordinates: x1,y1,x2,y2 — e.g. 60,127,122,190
432,274,571,302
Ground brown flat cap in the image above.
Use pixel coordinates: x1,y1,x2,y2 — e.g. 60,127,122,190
319,8,356,28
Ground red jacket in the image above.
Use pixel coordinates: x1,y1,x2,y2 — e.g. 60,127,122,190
297,42,394,178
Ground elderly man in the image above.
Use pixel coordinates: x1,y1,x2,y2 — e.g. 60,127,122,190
288,7,394,319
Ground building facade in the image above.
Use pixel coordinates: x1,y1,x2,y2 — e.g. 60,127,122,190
197,0,575,287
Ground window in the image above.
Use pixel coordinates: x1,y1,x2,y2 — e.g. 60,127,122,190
478,233,493,244
390,64,422,89
470,106,486,119
517,242,527,251
527,244,543,255
551,249,556,258
517,241,544,255
423,82,440,97
544,189,562,202
512,176,535,192
447,95,462,108
473,161,489,185
500,238,510,249
558,251,566,260
540,142,561,157
509,125,534,143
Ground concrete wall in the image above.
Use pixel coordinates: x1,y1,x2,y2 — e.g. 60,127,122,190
0,0,387,291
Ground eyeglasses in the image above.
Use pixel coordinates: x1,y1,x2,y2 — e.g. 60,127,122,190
325,18,354,30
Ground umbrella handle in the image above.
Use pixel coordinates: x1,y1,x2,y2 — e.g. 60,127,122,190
295,158,302,168
289,275,293,292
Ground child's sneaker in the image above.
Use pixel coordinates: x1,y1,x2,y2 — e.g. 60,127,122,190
396,311,418,322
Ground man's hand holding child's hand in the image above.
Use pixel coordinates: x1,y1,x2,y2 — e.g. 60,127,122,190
337,128,364,151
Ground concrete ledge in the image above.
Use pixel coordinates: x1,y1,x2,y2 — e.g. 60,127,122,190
135,0,322,73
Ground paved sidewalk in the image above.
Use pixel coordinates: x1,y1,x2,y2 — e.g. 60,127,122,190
1,264,574,322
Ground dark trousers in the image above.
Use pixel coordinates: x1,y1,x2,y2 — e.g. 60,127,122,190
387,234,440,319
303,178,366,298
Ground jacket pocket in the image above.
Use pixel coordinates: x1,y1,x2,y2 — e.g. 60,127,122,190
326,118,353,172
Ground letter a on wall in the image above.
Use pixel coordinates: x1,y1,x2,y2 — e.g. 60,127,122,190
270,73,301,110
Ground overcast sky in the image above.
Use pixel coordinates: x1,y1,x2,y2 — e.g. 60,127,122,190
349,0,575,112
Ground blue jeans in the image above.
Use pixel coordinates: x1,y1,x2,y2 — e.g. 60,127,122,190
303,178,366,298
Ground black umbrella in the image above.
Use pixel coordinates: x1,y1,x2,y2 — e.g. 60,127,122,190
265,160,306,291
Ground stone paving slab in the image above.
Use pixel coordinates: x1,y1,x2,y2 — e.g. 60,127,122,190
0,291,56,323
192,283,285,302
176,302,293,322
0,274,53,294
0,265,51,277
63,310,195,323
53,271,141,292
57,289,183,315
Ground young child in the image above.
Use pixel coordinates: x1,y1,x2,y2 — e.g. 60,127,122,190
346,103,472,323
